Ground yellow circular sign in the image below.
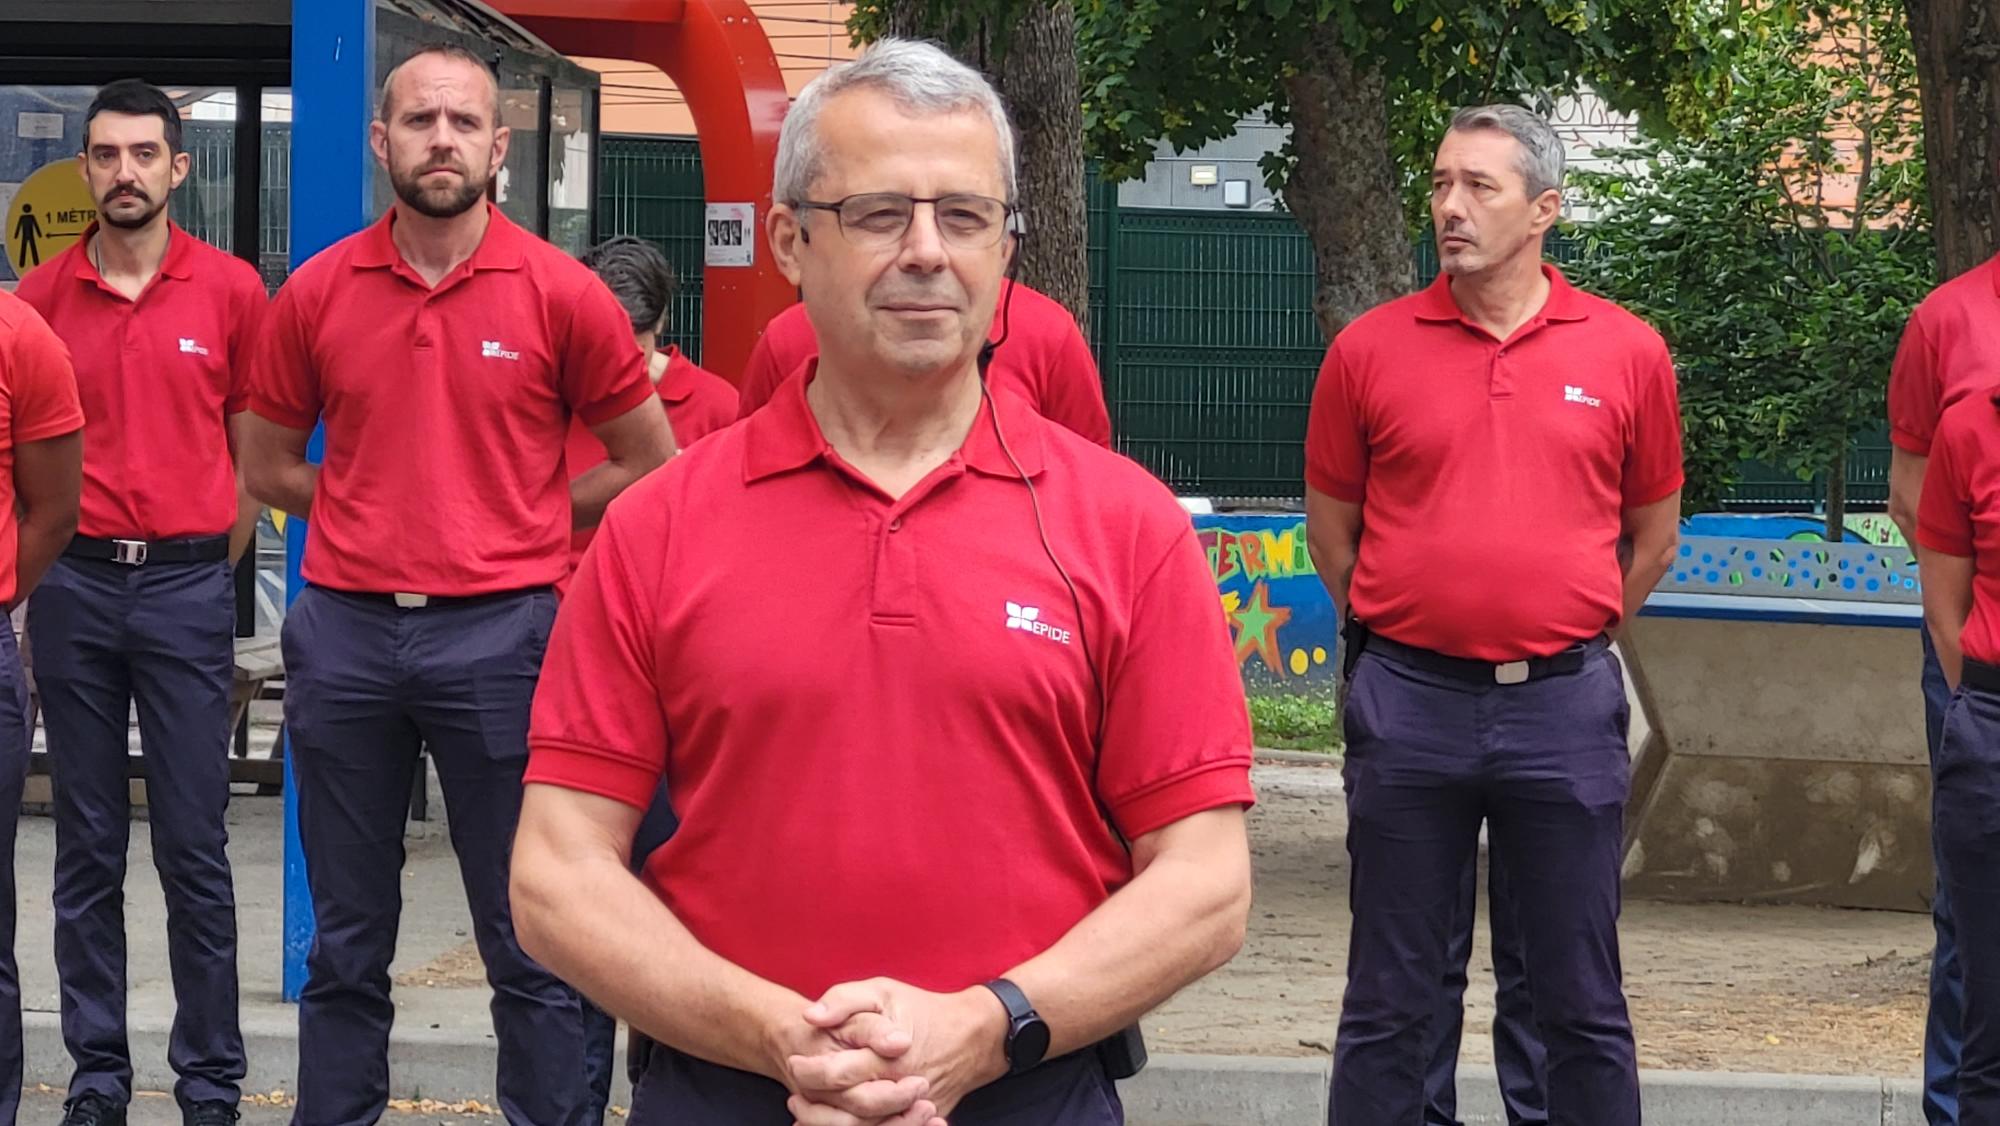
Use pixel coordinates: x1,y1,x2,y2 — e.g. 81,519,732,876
6,159,96,279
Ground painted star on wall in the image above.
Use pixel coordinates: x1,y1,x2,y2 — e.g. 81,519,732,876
1230,581,1292,674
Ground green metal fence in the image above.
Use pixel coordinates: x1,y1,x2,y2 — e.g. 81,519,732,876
580,134,1893,508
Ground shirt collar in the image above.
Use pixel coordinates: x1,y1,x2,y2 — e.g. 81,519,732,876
71,220,197,286
350,201,525,275
742,362,1048,485
1412,262,1590,327
655,346,695,404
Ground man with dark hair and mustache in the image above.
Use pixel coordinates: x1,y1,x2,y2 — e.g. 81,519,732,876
15,77,265,1126
239,44,674,1126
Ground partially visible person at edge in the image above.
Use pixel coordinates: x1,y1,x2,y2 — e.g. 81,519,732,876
239,43,674,1126
1889,239,2000,1126
1306,104,1682,1126
0,287,85,1126
509,37,1253,1126
565,233,728,1122
562,234,735,594
736,279,1112,448
15,78,266,1126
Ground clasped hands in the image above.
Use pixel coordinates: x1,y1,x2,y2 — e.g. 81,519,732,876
771,977,1013,1126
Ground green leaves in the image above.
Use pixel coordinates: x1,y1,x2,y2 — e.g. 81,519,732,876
1567,0,1931,514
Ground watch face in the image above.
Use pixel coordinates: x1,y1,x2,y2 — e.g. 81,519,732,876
1012,1017,1052,1071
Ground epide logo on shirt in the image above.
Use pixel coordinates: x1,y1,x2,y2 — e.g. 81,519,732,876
1005,601,1072,646
481,340,521,362
1563,385,1602,409
177,337,210,356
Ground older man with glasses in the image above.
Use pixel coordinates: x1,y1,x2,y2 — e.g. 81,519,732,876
508,38,1256,1126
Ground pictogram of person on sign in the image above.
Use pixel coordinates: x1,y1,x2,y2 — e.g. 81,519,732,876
12,203,43,268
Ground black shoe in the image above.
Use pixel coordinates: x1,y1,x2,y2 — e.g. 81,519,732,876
183,1102,240,1126
58,1094,125,1126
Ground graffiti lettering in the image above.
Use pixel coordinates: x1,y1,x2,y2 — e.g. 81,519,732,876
1199,521,1317,586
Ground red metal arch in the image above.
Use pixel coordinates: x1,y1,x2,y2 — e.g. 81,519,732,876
493,0,795,384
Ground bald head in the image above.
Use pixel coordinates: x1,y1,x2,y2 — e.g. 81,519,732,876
378,45,499,122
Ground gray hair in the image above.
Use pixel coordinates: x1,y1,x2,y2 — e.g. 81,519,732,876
774,38,1018,207
1449,104,1565,197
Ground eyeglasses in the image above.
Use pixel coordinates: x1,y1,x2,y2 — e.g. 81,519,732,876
797,192,1014,250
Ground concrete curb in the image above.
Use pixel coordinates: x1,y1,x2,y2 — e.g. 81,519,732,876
26,1017,1927,1126
1253,748,1341,766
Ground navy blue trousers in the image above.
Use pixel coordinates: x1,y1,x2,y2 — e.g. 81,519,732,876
1925,625,1965,1126
1426,854,1547,1126
1932,673,2000,1126
627,1043,1123,1126
0,628,34,1126
281,586,586,1126
30,556,244,1109
1331,645,1637,1126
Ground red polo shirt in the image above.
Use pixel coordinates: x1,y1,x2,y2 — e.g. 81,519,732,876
0,291,86,606
527,371,1253,999
1889,253,2000,456
1918,395,2000,666
15,223,265,541
249,205,654,595
736,281,1113,446
1306,266,1684,661
563,345,737,570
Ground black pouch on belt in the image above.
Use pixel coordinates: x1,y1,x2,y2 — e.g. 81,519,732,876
1340,616,1371,681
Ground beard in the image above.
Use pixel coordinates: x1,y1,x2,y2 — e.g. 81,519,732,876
97,185,168,231
389,159,490,219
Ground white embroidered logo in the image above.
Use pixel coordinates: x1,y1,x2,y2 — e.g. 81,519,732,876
178,338,210,356
481,340,521,361
1005,601,1072,646
1563,385,1602,408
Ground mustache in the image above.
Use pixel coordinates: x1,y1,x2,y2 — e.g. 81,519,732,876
103,186,151,204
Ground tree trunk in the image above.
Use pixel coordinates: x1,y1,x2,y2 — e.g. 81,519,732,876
1280,23,1414,341
1825,444,1848,543
876,2,1092,325
1907,0,2000,277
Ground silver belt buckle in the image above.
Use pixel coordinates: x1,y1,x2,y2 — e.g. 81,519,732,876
112,539,148,566
1495,660,1530,685
392,592,430,609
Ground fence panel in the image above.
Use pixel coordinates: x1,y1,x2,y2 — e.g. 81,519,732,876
596,135,709,362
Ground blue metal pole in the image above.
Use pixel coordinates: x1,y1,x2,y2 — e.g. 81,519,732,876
283,0,375,1004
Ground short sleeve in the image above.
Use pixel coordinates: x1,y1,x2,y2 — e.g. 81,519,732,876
1622,344,1685,508
225,267,269,415
1890,310,1943,456
1304,342,1367,502
1096,524,1255,840
5,305,84,445
247,280,324,431
735,323,789,419
561,279,654,427
1037,316,1113,447
526,498,672,808
1919,420,1976,557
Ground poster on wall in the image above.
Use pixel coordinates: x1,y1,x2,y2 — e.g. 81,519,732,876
1193,513,1340,692
5,157,94,280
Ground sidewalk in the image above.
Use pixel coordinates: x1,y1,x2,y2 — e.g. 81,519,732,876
11,759,1938,1124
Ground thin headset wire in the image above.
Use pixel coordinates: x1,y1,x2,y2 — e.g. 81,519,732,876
978,242,1121,845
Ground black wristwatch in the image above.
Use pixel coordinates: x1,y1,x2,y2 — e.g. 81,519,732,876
982,978,1051,1075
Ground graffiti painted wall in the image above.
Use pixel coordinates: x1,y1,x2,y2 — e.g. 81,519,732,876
1194,514,1341,691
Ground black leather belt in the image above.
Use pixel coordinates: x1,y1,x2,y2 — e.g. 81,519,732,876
1356,627,1607,686
322,586,552,610
1964,658,2000,695
65,535,229,566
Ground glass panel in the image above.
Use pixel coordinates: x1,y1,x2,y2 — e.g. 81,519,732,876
177,87,240,253
494,71,546,233
547,83,592,256
260,89,293,291
0,85,97,287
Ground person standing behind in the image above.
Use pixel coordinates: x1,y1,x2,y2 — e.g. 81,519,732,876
0,287,85,1126
735,279,1111,447
15,78,266,1126
1889,243,2000,1126
240,44,674,1126
1917,385,2000,1126
1305,104,1682,1126
564,235,734,577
